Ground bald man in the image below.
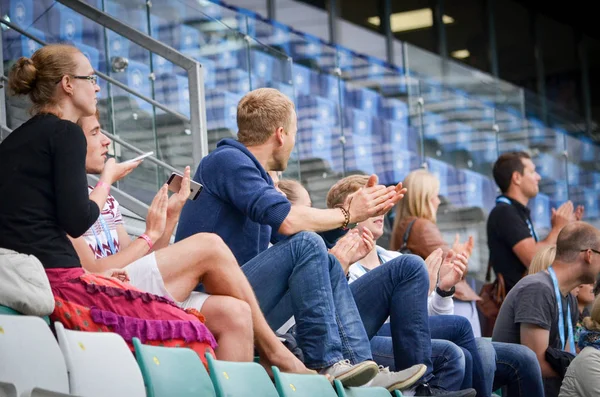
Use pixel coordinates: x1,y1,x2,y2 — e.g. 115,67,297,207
493,222,600,397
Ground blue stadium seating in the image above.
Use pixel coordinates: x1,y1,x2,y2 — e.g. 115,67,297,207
379,98,408,121
426,157,456,198
347,87,381,116
2,28,45,61
528,192,551,230
205,89,243,131
297,95,339,126
2,0,600,233
297,119,343,172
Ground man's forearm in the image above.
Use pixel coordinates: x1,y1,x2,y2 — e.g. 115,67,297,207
279,206,345,235
539,355,560,379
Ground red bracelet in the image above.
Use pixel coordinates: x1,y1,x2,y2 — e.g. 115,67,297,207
138,234,153,250
95,181,111,193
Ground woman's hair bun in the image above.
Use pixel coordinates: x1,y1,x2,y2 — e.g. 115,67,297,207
8,56,38,96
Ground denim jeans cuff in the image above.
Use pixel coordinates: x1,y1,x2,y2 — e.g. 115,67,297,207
305,357,346,371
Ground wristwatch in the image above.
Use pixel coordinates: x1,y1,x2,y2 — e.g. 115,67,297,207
435,285,456,298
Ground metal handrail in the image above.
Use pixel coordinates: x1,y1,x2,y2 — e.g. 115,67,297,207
87,174,149,218
56,0,208,165
101,129,179,175
0,18,189,122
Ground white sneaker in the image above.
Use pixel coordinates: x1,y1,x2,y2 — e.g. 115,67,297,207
319,359,379,387
366,364,427,391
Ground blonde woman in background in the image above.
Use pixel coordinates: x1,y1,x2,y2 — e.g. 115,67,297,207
390,169,481,335
528,245,557,275
559,294,600,397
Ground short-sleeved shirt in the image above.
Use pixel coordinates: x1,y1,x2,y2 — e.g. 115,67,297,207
81,187,124,259
492,271,578,350
487,196,537,292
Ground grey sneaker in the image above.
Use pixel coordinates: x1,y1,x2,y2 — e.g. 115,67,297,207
319,359,379,387
366,364,427,391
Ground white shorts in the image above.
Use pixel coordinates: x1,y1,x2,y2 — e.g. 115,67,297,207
125,252,211,311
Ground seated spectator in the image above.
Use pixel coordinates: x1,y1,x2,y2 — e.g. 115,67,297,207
528,245,557,275
527,244,592,350
328,175,547,397
277,179,312,207
70,114,311,371
175,88,425,391
485,152,580,293
327,175,482,396
560,294,600,397
277,175,476,396
575,283,594,342
0,45,216,365
389,169,481,336
492,222,600,397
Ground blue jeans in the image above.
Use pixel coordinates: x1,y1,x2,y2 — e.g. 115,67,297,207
349,254,433,381
475,339,545,397
371,334,465,391
240,231,372,369
429,315,489,396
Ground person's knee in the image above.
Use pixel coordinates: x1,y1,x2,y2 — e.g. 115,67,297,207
190,233,237,265
441,342,466,369
292,231,327,252
514,344,539,369
451,315,475,335
387,254,428,284
207,297,253,333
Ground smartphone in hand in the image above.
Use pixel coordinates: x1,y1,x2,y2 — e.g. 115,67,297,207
123,151,154,164
167,171,203,201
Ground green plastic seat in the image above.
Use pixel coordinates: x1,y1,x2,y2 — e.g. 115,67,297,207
0,305,50,325
273,366,337,397
0,305,21,316
334,379,391,397
133,338,215,397
393,390,404,397
206,352,279,397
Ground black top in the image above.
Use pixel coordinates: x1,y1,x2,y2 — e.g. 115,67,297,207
0,114,100,268
487,196,537,292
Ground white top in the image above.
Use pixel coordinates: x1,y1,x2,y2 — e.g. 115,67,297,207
81,187,123,259
350,246,454,316
559,346,600,397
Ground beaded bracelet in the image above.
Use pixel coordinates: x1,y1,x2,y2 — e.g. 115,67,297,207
339,207,350,230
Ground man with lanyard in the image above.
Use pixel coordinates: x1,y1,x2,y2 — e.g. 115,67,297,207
492,222,600,397
487,151,579,293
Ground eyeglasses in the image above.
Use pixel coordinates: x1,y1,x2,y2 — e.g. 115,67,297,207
580,248,600,255
55,75,98,85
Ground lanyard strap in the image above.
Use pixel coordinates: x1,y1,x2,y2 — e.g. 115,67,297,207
90,214,116,257
547,267,576,353
496,196,538,242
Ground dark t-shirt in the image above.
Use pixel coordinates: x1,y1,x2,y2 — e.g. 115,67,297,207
493,272,577,397
492,271,578,347
0,114,100,268
487,197,537,292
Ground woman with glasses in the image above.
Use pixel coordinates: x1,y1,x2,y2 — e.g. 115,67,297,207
0,44,217,366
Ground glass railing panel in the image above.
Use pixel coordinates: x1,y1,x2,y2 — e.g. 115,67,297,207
404,78,501,274
565,131,600,227
403,42,526,115
266,30,343,208
343,51,416,189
